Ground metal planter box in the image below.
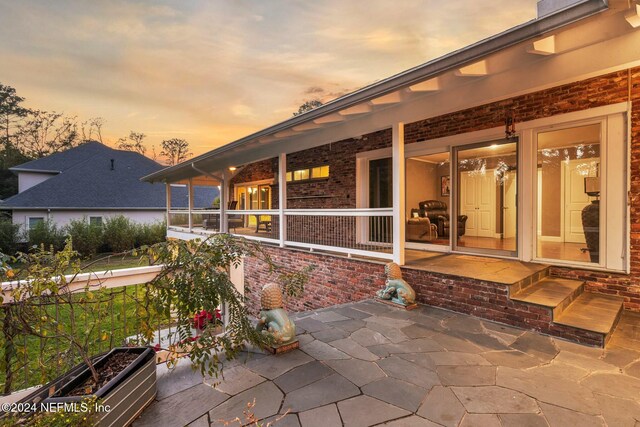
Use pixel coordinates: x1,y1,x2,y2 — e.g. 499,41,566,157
19,347,156,427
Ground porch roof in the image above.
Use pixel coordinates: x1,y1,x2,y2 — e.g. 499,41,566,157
142,0,616,184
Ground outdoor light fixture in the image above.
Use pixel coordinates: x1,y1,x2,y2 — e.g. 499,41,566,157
626,3,640,28
505,110,516,139
229,166,237,171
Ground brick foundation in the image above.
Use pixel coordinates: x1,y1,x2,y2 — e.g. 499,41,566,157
243,246,606,346
244,246,386,315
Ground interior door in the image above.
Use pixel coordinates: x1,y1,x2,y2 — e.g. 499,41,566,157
564,160,597,243
476,172,495,238
460,172,478,237
455,139,518,256
503,172,517,238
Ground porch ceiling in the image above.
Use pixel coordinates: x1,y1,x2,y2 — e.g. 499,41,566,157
142,0,640,184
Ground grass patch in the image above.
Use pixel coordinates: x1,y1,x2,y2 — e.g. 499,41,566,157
0,285,167,393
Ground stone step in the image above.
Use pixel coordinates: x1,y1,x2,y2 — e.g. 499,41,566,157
508,267,550,295
554,293,624,339
510,277,584,317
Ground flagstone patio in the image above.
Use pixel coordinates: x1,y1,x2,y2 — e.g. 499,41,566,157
134,300,640,427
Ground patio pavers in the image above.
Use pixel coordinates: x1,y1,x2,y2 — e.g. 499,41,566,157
135,300,640,426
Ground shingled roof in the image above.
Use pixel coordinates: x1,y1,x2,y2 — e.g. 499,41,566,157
1,142,217,210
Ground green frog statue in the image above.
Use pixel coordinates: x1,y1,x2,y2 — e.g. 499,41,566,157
376,262,416,306
256,283,296,345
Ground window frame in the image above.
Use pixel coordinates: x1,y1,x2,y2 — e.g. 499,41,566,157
27,216,45,230
89,216,103,226
531,113,626,272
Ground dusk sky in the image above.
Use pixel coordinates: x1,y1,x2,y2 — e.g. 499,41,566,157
0,1,538,157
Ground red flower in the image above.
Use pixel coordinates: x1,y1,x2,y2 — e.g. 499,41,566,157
193,310,214,330
153,343,161,352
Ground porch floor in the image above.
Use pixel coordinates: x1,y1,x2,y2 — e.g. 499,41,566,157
404,250,548,285
134,300,640,427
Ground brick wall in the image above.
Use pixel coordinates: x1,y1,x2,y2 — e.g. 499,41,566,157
243,246,386,315
403,69,630,144
402,267,606,346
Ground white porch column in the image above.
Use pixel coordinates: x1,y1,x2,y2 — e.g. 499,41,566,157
279,152,287,247
392,122,406,265
187,178,194,232
220,172,228,233
165,183,172,226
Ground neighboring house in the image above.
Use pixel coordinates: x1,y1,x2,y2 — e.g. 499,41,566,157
0,142,218,232
144,0,640,347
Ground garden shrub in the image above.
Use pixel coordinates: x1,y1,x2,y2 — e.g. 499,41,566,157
65,218,103,258
28,219,65,252
102,215,136,253
134,221,166,247
0,218,20,255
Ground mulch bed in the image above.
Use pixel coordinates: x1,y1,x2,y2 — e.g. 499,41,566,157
67,352,139,396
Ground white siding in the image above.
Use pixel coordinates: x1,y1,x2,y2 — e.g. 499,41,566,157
18,172,57,193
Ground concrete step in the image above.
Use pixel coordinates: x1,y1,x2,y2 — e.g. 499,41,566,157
510,277,584,317
554,293,624,340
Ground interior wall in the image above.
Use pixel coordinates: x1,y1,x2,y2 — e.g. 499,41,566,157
405,159,438,218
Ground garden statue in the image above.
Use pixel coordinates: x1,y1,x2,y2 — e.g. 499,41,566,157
257,283,298,352
376,262,417,308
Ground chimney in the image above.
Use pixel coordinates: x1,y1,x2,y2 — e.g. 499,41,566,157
110,159,115,171
537,0,584,18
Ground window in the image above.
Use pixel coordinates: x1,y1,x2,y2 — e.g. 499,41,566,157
311,165,329,178
536,123,601,264
293,169,309,181
285,165,330,182
28,217,44,230
89,216,103,226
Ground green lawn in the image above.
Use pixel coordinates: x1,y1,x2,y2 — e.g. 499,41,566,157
8,254,150,279
0,284,168,393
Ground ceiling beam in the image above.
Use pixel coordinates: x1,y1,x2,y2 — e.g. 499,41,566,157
407,77,441,92
626,3,640,28
455,60,488,76
292,122,321,131
370,91,403,105
313,113,345,124
527,35,557,55
339,103,373,115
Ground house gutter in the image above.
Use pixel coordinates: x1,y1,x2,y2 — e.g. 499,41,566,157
142,0,608,184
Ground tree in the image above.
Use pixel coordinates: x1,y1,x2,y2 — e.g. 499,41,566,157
160,138,191,165
293,99,323,116
15,110,79,158
0,83,31,150
80,117,105,143
117,131,146,155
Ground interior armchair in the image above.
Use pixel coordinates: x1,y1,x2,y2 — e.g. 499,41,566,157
418,200,467,238
406,214,438,242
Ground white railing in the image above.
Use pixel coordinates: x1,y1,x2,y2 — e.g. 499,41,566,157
226,209,280,243
284,208,393,259
182,208,395,259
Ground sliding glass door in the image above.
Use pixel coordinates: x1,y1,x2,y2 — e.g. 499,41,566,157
454,139,518,257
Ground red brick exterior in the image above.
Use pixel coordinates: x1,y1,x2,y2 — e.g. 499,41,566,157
244,246,605,346
243,246,386,314
238,67,640,313
403,69,630,144
401,267,606,347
